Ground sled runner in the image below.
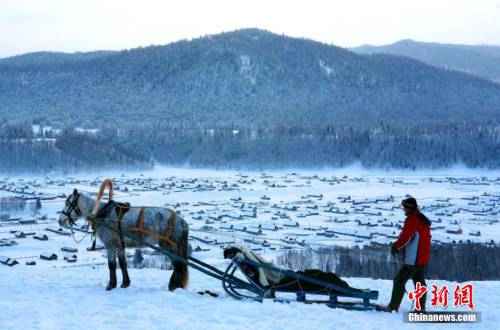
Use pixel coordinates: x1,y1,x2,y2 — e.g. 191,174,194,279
222,245,379,310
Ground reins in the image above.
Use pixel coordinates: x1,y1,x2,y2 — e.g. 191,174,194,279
70,223,91,244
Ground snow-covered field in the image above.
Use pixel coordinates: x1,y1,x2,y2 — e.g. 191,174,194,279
1,167,499,329
2,265,498,330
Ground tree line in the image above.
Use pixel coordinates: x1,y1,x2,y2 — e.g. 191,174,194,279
0,122,498,172
277,242,500,282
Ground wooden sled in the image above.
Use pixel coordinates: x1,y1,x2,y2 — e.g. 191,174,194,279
222,249,380,311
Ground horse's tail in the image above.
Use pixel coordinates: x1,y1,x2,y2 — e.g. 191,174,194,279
178,228,189,288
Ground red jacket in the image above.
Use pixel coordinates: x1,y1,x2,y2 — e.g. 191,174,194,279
394,210,431,266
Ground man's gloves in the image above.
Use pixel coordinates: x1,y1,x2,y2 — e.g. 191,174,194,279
391,243,398,257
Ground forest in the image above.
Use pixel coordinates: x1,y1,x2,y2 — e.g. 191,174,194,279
277,242,500,282
0,121,498,172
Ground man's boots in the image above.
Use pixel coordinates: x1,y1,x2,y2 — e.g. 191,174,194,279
381,303,399,313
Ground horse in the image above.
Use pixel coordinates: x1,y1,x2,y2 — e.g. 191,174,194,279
59,189,189,291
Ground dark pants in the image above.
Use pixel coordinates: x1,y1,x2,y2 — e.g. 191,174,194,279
389,265,427,310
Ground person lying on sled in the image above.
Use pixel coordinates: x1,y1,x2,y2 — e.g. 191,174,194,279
224,245,361,294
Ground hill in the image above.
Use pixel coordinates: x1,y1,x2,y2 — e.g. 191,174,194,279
1,30,499,171
352,39,500,84
1,29,500,128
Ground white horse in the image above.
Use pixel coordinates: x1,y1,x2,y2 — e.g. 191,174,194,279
59,189,189,291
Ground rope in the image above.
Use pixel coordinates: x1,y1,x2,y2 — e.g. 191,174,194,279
70,224,91,244
61,218,395,263
72,219,364,252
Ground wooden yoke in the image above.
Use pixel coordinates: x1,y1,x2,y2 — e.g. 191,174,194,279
87,179,113,251
91,179,113,218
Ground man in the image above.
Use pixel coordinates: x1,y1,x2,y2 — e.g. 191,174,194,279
386,197,431,312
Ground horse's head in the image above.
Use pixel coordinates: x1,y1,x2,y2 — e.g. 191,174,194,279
59,189,83,228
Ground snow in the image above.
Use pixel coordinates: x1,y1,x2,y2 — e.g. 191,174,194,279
74,127,99,135
239,54,255,84
31,125,62,136
319,59,335,76
1,261,498,329
239,55,251,75
1,167,499,329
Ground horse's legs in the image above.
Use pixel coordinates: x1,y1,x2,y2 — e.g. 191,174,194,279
160,243,181,291
117,250,131,288
106,249,117,291
177,229,189,289
163,229,189,291
168,259,183,291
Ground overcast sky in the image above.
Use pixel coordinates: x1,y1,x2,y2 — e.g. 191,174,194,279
1,0,500,58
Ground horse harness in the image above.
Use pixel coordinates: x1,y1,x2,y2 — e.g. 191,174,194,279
115,203,178,248
62,192,82,226
88,179,178,249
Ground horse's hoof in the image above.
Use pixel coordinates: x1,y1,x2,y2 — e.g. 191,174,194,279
121,281,130,288
106,283,117,291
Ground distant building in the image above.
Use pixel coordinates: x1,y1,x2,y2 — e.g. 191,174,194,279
40,252,58,261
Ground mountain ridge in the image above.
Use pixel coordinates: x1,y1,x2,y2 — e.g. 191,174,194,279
1,29,499,128
351,39,500,83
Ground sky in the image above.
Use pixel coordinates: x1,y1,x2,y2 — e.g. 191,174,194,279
1,0,500,58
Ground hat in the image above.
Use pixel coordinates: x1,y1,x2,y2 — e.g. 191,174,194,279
401,197,418,210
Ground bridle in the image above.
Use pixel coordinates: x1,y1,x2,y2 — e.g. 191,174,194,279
61,192,82,226
61,191,91,244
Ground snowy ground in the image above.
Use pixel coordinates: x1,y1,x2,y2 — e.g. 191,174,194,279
1,167,499,329
1,264,498,330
